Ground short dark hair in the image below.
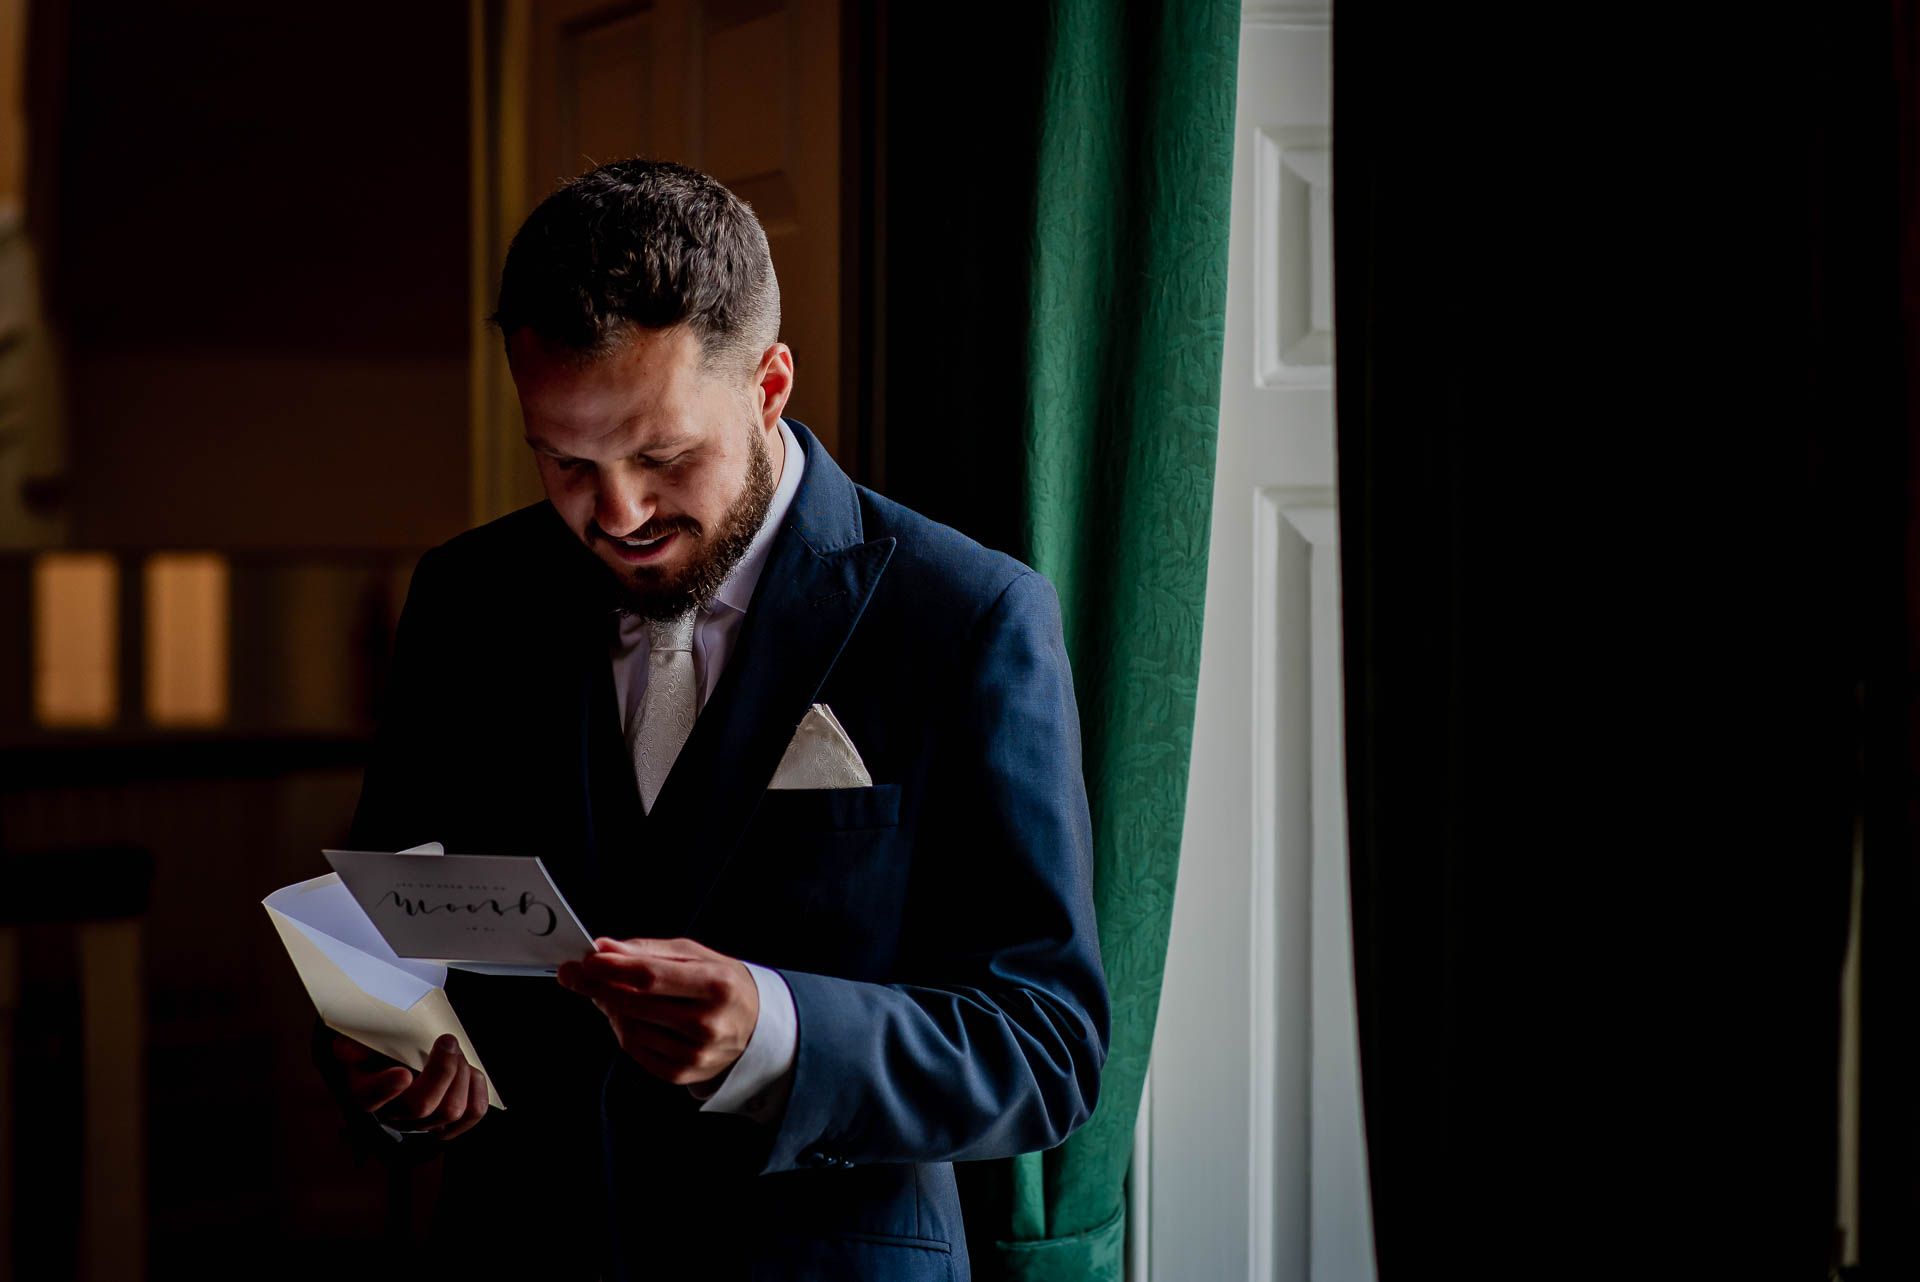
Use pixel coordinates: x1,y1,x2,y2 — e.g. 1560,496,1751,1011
489,158,780,376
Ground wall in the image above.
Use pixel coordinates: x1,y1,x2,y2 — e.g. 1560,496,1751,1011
47,0,471,551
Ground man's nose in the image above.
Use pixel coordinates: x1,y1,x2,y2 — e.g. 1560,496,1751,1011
594,476,656,538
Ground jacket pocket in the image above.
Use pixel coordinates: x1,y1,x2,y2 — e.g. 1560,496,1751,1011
757,781,902,831
749,1229,954,1282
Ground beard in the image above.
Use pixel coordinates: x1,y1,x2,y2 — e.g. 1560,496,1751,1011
598,419,779,622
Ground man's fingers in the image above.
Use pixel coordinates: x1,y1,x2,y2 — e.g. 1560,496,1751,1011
602,1009,709,1067
385,1035,462,1123
572,950,663,988
431,1060,473,1129
593,936,710,960
559,960,670,1002
610,1020,733,1086
565,963,750,1046
348,1064,415,1113
331,1033,391,1069
591,990,706,1036
440,1069,492,1141
573,950,716,999
566,968,704,1008
611,1027,694,1082
590,990,705,1043
560,944,754,1085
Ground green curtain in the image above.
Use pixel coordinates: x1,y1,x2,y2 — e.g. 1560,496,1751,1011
974,2,1242,1277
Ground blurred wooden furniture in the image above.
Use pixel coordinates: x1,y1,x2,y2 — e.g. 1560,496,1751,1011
0,844,152,1282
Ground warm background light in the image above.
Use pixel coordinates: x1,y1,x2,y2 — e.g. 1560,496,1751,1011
32,551,118,727
143,553,229,727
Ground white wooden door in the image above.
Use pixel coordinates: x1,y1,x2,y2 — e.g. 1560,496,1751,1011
1138,6,1373,1280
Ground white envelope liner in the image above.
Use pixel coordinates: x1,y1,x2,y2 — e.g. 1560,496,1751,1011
264,873,446,1009
262,840,506,1108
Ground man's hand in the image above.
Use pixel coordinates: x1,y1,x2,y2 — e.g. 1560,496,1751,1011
329,1032,491,1139
556,936,759,1088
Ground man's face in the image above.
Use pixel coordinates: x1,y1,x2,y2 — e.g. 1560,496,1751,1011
509,324,791,621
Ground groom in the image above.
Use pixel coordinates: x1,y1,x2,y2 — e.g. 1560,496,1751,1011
317,158,1110,1280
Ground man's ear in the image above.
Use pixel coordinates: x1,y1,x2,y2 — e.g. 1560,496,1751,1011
752,342,795,430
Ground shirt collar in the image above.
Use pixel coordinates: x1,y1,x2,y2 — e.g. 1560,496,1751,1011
710,416,805,617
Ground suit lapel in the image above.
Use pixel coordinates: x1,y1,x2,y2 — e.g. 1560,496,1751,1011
517,505,635,922
606,420,896,939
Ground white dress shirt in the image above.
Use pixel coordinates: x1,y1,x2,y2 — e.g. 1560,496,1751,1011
608,416,804,1126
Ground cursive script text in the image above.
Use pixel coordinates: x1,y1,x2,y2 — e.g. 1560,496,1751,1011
380,889,558,937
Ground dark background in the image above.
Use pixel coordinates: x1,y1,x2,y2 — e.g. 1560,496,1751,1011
10,0,1920,1278
0,1,1050,1275
1335,4,1920,1276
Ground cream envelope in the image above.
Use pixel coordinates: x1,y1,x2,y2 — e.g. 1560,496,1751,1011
768,702,873,790
263,866,505,1110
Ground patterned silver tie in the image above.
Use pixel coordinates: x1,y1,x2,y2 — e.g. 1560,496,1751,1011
631,610,698,814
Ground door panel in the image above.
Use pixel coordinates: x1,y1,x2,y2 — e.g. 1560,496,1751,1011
1146,9,1373,1281
472,0,841,523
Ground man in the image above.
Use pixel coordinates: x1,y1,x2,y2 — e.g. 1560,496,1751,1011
316,159,1109,1280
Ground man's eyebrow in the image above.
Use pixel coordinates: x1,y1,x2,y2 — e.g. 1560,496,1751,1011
638,440,698,459
523,434,697,459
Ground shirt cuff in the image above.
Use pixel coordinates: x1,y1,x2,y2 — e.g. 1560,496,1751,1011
685,961,796,1125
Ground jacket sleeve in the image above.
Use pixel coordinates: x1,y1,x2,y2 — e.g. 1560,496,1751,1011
754,569,1111,1174
348,546,457,852
311,546,459,1162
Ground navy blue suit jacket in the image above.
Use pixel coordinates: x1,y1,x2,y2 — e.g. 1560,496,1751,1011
344,420,1110,1281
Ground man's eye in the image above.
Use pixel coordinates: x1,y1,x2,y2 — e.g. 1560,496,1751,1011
554,457,587,472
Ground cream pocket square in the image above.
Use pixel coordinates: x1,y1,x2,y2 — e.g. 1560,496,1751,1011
769,703,873,790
